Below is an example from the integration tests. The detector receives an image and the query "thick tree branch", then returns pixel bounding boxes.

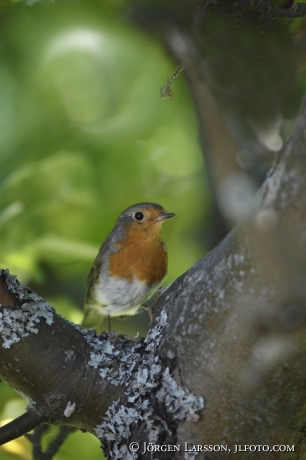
[0,270,128,435]
[148,97,306,458]
[0,270,203,459]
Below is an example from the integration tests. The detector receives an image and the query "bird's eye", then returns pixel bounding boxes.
[134,212,144,221]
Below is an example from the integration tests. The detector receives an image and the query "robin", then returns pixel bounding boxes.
[82,202,175,332]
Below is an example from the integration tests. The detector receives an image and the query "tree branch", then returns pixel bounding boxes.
[0,269,128,436]
[0,270,203,459]
[25,425,49,459]
[148,96,306,458]
[0,410,45,445]
[26,425,76,460]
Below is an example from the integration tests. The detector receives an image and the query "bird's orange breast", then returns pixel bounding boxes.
[108,228,168,285]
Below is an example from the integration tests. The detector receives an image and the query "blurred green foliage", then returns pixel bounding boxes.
[0,1,207,458]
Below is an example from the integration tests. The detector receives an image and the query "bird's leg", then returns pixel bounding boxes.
[147,305,154,325]
[107,315,111,332]
[143,288,165,325]
[140,304,154,325]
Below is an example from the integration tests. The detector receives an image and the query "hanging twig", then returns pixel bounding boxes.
[160,63,187,100]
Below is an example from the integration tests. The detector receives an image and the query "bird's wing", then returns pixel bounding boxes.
[84,237,111,309]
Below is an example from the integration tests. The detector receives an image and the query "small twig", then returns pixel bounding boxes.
[26,425,77,460]
[25,425,50,458]
[0,409,45,445]
[42,426,76,460]
[160,63,187,100]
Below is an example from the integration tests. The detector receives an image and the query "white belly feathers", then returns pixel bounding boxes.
[90,272,163,317]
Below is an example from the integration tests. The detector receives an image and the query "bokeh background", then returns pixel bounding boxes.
[2,0,305,458]
[0,1,208,459]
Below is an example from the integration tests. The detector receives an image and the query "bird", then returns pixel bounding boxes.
[82,202,175,332]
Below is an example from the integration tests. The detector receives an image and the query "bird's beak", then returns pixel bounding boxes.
[155,212,176,222]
